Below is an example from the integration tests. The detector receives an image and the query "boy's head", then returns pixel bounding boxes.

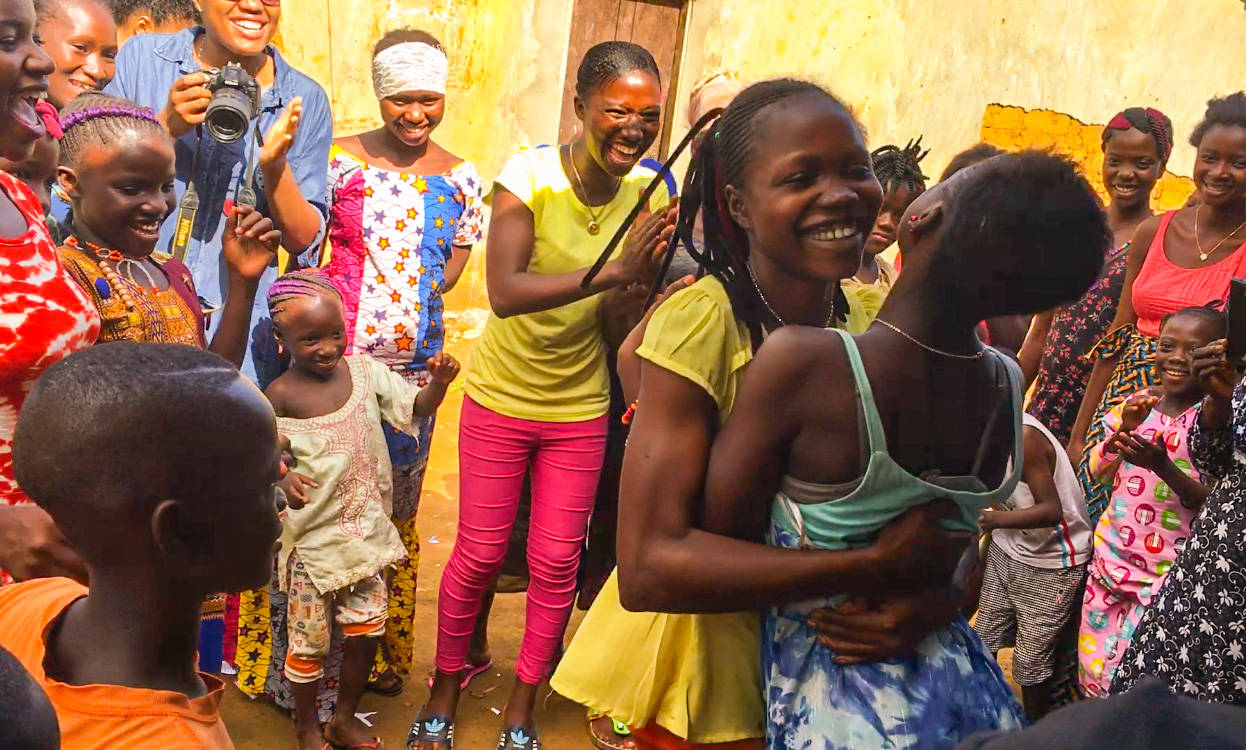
[0,100,61,214]
[12,342,282,594]
[268,270,347,377]
[0,646,58,750]
[57,93,175,256]
[1156,306,1227,399]
[108,0,198,45]
[34,0,117,109]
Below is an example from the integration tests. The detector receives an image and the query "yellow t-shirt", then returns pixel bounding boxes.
[841,256,897,334]
[551,276,765,743]
[463,146,656,421]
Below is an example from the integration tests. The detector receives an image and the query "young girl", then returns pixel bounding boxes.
[53,93,277,368]
[1078,306,1220,696]
[35,0,116,109]
[841,138,927,334]
[266,270,458,750]
[701,151,1112,748]
[322,27,484,696]
[0,99,60,216]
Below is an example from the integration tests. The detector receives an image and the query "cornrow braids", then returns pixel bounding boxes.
[575,41,660,101]
[268,269,343,320]
[1102,107,1174,165]
[1160,304,1227,338]
[106,0,197,25]
[58,92,168,167]
[871,137,929,196]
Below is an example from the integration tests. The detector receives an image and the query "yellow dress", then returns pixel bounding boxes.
[550,277,765,744]
[841,257,898,335]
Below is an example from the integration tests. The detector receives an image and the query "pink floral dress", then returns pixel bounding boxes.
[1079,394,1202,695]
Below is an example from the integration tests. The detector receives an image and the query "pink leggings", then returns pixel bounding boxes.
[436,396,607,684]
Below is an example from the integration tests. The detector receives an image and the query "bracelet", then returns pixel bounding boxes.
[621,400,638,425]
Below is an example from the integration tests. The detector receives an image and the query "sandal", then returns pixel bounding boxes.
[406,712,454,750]
[496,725,541,750]
[338,741,386,750]
[586,712,633,750]
[367,671,405,697]
[425,659,493,691]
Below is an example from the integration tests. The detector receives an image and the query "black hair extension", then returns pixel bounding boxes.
[871,137,928,196]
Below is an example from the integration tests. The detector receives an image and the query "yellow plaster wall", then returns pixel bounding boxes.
[676,0,1246,184]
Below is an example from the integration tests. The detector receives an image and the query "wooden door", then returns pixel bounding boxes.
[557,0,688,159]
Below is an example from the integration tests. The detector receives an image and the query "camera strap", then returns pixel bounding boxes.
[236,120,264,209]
[170,126,204,262]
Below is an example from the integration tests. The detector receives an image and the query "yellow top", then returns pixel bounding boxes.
[463,146,656,421]
[841,256,897,334]
[551,276,765,743]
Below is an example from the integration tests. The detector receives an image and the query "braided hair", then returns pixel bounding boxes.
[105,0,197,25]
[267,269,343,323]
[679,79,858,332]
[871,138,928,196]
[58,92,169,167]
[575,42,660,101]
[1102,107,1174,165]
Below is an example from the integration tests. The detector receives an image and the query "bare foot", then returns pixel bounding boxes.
[324,713,378,748]
[294,722,328,750]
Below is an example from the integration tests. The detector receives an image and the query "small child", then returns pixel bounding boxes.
[265,270,459,750]
[974,413,1094,721]
[0,99,61,216]
[1,341,285,749]
[841,139,927,334]
[1077,306,1220,697]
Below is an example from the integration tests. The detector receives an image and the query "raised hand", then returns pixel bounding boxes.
[222,205,281,283]
[260,97,303,170]
[1120,390,1160,433]
[1193,339,1239,404]
[161,72,213,139]
[616,199,678,286]
[1113,430,1171,472]
[427,351,461,385]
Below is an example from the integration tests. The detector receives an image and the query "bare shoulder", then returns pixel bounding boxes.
[752,326,851,394]
[264,374,294,416]
[1022,423,1055,465]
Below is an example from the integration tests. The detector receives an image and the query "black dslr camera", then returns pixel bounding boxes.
[203,62,260,143]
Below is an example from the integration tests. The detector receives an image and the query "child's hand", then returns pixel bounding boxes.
[427,351,461,385]
[279,471,318,510]
[977,510,997,532]
[1193,339,1240,403]
[1114,430,1171,472]
[1120,391,1160,433]
[161,72,213,139]
[260,97,302,170]
[222,205,281,283]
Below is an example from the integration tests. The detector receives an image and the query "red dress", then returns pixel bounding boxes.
[0,171,99,510]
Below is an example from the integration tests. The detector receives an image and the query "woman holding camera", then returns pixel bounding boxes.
[104,0,331,385]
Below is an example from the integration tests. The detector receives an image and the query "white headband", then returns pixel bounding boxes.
[372,42,448,99]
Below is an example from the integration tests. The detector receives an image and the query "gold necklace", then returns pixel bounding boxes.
[1194,203,1246,262]
[875,318,984,360]
[566,144,620,236]
[745,265,836,327]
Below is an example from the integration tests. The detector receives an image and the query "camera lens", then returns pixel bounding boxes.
[204,87,253,143]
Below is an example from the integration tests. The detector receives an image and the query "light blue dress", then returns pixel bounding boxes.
[764,329,1026,749]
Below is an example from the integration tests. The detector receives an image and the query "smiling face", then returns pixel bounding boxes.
[0,132,58,212]
[726,94,883,283]
[197,0,278,59]
[1155,312,1222,399]
[62,133,176,256]
[275,294,347,378]
[575,69,661,177]
[1102,127,1161,212]
[864,183,920,258]
[40,0,116,109]
[1193,124,1246,208]
[0,0,55,161]
[379,89,444,149]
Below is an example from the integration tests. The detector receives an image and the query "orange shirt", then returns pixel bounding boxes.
[0,578,235,750]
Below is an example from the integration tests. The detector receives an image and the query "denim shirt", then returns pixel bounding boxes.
[101,27,331,383]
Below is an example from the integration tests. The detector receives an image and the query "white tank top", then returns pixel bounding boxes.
[991,413,1094,569]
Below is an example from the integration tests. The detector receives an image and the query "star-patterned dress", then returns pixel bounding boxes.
[1111,378,1246,703]
[234,145,483,720]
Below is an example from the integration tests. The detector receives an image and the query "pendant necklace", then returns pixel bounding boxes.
[567,144,620,236]
[1194,203,1246,262]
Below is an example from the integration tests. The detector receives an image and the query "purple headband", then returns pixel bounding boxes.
[59,104,161,132]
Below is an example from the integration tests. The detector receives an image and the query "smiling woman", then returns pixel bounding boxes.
[34,0,116,108]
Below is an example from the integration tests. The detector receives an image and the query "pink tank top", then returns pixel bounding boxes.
[1131,211,1246,337]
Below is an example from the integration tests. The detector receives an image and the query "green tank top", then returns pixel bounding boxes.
[771,328,1024,554]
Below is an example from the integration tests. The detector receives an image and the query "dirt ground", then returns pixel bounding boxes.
[221,378,594,750]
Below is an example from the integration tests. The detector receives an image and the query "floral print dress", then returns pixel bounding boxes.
[1111,378,1246,702]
